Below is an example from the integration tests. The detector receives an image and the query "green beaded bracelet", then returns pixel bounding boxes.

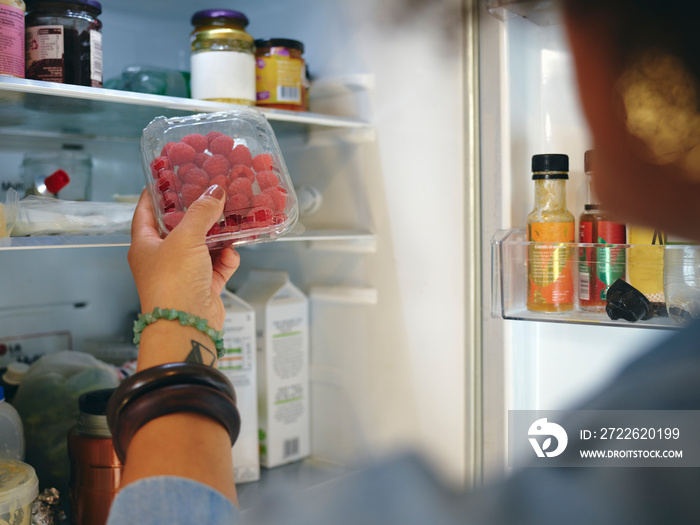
[133,307,226,359]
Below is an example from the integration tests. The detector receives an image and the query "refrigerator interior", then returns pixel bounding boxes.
[0,0,478,490]
[479,1,675,479]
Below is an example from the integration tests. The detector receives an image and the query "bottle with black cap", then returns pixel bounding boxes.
[67,388,123,525]
[527,153,575,312]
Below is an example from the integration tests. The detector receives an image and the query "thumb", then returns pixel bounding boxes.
[174,185,226,243]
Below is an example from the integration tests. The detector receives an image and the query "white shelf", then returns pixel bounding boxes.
[0,229,376,250]
[0,77,371,140]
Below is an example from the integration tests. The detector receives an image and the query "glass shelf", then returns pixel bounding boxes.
[0,228,376,250]
[491,229,700,329]
[0,77,370,140]
[486,0,561,26]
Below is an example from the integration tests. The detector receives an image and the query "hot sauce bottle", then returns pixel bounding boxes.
[527,154,575,312]
[578,150,627,311]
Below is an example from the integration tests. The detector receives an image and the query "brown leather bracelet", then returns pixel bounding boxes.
[110,382,241,463]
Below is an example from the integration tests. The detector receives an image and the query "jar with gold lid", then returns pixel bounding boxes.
[254,38,306,111]
[0,0,26,78]
[190,9,255,105]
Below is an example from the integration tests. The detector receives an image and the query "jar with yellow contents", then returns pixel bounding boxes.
[255,38,306,111]
[190,9,255,105]
[0,0,25,78]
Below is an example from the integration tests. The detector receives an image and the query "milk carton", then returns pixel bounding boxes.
[235,269,310,468]
[219,290,260,483]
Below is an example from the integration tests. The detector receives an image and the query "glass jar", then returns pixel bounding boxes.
[25,0,103,87]
[190,9,255,105]
[255,38,306,111]
[0,0,26,78]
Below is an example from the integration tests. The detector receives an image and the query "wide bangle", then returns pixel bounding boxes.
[133,307,226,359]
[111,383,241,463]
[106,363,240,463]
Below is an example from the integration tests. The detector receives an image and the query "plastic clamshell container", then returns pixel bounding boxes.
[0,460,39,525]
[140,108,298,249]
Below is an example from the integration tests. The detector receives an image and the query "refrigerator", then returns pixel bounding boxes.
[0,0,681,503]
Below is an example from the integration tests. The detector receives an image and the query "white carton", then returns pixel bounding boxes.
[235,269,310,468]
[219,290,260,483]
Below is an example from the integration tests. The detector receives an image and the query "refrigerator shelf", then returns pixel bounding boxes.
[492,229,700,330]
[486,0,561,26]
[0,229,376,251]
[0,77,371,140]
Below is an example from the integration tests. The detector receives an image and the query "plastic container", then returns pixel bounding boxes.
[0,363,30,405]
[21,149,93,201]
[190,9,255,104]
[0,386,24,461]
[0,460,38,525]
[255,38,306,111]
[0,0,26,78]
[25,0,103,87]
[141,109,299,249]
[664,245,700,324]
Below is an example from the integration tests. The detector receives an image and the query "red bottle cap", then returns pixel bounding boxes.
[44,169,70,194]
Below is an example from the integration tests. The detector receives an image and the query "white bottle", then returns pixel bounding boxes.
[0,385,24,461]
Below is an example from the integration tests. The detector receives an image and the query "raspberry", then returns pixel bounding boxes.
[206,131,225,148]
[181,166,209,187]
[252,153,276,172]
[180,133,208,153]
[207,222,223,236]
[245,206,274,228]
[202,154,230,178]
[194,152,209,167]
[209,174,228,190]
[176,162,196,179]
[229,164,255,182]
[209,135,234,156]
[160,142,176,157]
[166,142,196,165]
[161,190,180,212]
[181,183,206,208]
[273,213,288,225]
[256,170,279,190]
[252,193,275,210]
[228,145,253,167]
[157,170,178,193]
[163,210,185,232]
[227,177,253,199]
[263,186,286,213]
[150,156,171,178]
[225,193,250,213]
[225,213,243,228]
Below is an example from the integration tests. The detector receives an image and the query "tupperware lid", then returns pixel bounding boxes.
[191,9,249,27]
[0,460,39,518]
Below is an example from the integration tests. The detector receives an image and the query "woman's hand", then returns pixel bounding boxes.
[128,185,240,332]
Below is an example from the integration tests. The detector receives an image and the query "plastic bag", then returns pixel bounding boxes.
[12,351,120,494]
[0,188,19,238]
[10,196,135,236]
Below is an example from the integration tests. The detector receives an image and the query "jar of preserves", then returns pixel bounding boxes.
[255,38,306,111]
[25,0,103,87]
[190,9,255,105]
[0,0,26,78]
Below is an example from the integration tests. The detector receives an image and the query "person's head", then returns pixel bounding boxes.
[562,0,700,240]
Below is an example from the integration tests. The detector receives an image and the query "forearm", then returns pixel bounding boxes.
[120,322,238,505]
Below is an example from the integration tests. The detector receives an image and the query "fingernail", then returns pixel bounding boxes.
[205,184,225,200]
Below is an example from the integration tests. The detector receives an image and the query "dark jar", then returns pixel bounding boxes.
[254,38,306,111]
[25,0,103,87]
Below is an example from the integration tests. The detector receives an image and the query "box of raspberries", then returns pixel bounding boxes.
[140,108,299,249]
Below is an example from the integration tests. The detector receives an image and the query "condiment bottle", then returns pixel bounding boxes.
[255,38,306,111]
[0,386,24,461]
[68,388,123,525]
[0,362,29,404]
[628,225,666,313]
[25,0,103,87]
[0,0,26,78]
[527,153,575,312]
[190,9,255,105]
[578,150,626,311]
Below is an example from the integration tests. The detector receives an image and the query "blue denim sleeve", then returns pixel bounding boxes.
[106,476,240,525]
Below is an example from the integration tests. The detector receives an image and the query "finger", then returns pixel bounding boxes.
[211,247,240,295]
[171,185,226,245]
[130,189,161,245]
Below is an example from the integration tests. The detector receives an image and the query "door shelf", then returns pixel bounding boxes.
[491,229,699,330]
[0,77,371,140]
[0,229,376,251]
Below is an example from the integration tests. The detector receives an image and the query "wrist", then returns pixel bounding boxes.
[137,321,219,370]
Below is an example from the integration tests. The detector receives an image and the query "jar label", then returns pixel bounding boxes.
[527,222,575,308]
[191,51,255,103]
[26,25,64,83]
[256,55,303,105]
[89,29,102,87]
[0,4,25,78]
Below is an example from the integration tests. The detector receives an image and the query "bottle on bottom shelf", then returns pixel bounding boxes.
[0,386,24,461]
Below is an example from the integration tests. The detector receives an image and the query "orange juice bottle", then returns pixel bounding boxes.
[527,154,575,312]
